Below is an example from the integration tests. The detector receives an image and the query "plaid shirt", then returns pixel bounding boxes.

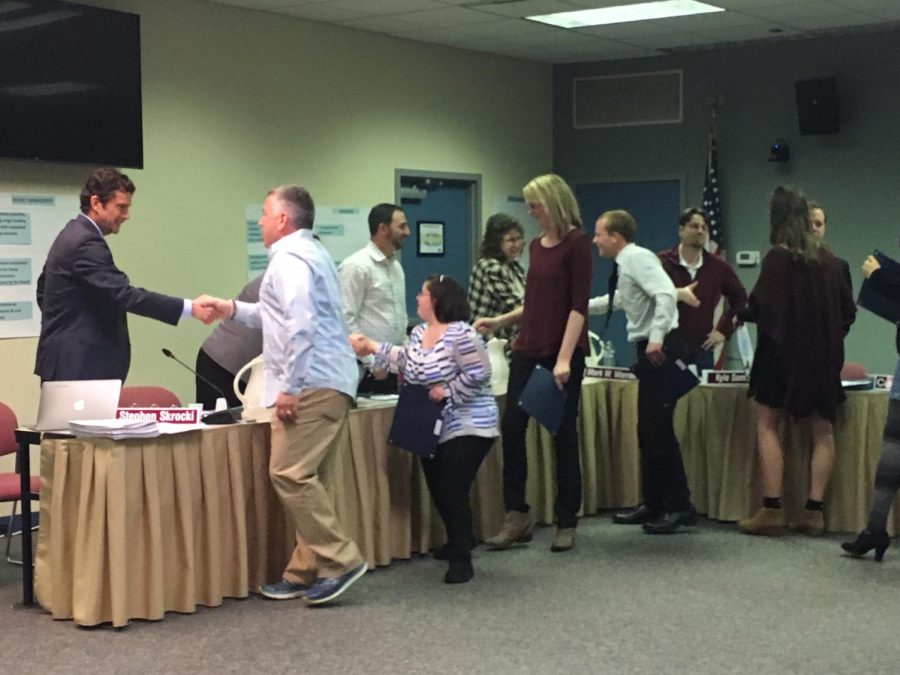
[467,257,525,344]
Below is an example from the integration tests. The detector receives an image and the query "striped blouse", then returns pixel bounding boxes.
[376,321,499,443]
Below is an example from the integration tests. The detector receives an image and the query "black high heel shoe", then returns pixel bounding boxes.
[841,529,890,562]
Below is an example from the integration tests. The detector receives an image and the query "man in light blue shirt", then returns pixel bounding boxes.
[219,184,366,605]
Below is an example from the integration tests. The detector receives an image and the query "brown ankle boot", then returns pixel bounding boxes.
[738,507,786,536]
[485,510,534,549]
[791,508,825,536]
[550,527,575,552]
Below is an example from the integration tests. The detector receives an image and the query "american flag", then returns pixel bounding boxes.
[701,129,724,257]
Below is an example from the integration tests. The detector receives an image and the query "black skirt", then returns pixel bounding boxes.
[748,331,786,410]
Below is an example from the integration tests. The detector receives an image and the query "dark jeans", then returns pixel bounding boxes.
[421,436,494,561]
[635,333,692,513]
[501,349,585,529]
[195,348,243,410]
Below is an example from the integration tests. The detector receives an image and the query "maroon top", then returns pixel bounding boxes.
[515,228,592,358]
[747,246,856,420]
[657,246,748,355]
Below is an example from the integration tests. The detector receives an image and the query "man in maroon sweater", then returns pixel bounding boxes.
[657,208,747,370]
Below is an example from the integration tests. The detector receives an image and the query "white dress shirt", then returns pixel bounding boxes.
[587,242,678,345]
[233,228,358,406]
[338,241,408,345]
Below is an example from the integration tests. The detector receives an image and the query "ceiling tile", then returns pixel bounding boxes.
[339,15,422,32]
[832,0,900,9]
[210,0,314,8]
[451,18,560,38]
[322,0,447,14]
[392,6,501,26]
[474,0,585,19]
[799,13,885,30]
[279,3,369,21]
[694,22,802,41]
[741,1,858,23]
[622,31,719,49]
[574,12,765,39]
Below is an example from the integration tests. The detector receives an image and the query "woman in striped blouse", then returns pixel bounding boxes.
[350,275,498,584]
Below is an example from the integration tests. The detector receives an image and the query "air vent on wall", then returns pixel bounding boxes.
[573,70,682,129]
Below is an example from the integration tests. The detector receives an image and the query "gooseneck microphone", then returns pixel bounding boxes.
[161,348,243,424]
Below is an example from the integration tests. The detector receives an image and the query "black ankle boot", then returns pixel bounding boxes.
[841,529,890,562]
[444,559,474,584]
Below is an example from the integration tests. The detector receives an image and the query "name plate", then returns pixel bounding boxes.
[702,370,750,385]
[585,366,637,381]
[116,406,202,423]
[872,374,895,391]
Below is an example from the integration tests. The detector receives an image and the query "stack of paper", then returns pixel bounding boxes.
[68,418,160,440]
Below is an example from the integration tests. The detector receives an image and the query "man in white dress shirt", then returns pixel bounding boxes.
[339,203,409,394]
[591,210,697,535]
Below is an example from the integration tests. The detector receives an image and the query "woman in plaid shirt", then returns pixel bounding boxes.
[468,214,526,345]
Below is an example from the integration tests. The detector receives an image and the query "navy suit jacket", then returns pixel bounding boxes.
[35,214,185,381]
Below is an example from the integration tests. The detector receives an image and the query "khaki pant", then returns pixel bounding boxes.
[269,388,363,583]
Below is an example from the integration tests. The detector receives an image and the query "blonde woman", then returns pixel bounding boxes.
[475,174,592,552]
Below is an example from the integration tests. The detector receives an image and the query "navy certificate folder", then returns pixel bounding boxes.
[387,384,445,458]
[518,364,567,435]
[631,356,700,405]
[858,250,900,324]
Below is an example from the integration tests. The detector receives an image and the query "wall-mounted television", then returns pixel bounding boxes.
[0,0,143,168]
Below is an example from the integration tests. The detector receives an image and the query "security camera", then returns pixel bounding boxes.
[769,140,790,162]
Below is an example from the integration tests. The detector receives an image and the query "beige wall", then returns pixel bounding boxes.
[0,0,552,497]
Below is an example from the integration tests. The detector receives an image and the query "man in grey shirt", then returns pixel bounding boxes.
[195,274,263,409]
[591,209,697,535]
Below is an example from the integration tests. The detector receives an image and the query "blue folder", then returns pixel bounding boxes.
[518,364,567,435]
[387,384,445,458]
[631,355,700,405]
[857,250,900,324]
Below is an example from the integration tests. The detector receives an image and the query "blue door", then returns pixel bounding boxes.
[400,183,473,317]
[576,180,681,367]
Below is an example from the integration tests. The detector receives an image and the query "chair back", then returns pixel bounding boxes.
[118,386,182,408]
[0,401,18,458]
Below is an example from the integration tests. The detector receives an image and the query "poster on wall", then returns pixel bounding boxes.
[245,204,369,278]
[0,193,78,339]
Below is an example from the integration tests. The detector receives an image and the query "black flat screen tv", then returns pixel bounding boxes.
[0,0,143,168]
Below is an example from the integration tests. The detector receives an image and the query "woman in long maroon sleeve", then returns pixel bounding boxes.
[738,186,856,537]
[475,174,592,552]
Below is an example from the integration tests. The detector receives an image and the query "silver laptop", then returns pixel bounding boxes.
[35,379,122,431]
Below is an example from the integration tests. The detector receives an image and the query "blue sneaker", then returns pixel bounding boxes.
[259,579,310,600]
[304,562,368,606]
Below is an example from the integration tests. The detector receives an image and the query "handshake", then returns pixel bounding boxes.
[189,295,236,325]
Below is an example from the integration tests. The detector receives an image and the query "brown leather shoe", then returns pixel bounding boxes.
[485,510,534,550]
[738,507,786,536]
[790,508,825,536]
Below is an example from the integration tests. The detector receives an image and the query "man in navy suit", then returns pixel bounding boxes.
[35,167,215,382]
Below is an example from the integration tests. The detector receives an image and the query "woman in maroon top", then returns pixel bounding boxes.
[475,173,592,552]
[738,186,855,537]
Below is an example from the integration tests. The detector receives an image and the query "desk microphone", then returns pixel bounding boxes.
[161,348,243,424]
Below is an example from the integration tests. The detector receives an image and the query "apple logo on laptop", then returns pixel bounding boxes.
[73,399,86,412]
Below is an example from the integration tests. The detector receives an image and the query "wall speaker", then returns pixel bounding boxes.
[795,78,839,135]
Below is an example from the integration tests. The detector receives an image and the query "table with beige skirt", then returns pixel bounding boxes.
[33,381,891,626]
